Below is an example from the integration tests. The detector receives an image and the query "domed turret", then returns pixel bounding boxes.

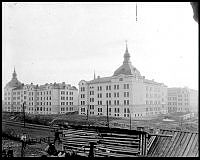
[113,41,141,77]
[5,68,22,88]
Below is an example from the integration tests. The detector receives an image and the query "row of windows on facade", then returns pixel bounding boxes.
[60,102,74,105]
[6,106,52,112]
[5,91,52,96]
[5,90,73,97]
[168,107,189,111]
[60,107,74,111]
[5,96,52,101]
[5,102,21,105]
[36,107,52,111]
[60,91,74,95]
[7,95,75,101]
[60,97,73,100]
[5,106,21,110]
[81,84,130,92]
[80,100,130,106]
[5,101,53,106]
[81,107,130,113]
[146,107,161,111]
[82,92,130,99]
[168,98,189,101]
[146,100,161,105]
[168,102,189,105]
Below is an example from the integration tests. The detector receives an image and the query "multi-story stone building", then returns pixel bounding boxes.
[78,43,168,119]
[3,69,78,114]
[167,87,198,113]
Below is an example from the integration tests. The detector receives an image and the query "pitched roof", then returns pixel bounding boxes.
[88,77,111,84]
[147,129,198,157]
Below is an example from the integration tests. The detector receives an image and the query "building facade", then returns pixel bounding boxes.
[3,69,78,114]
[167,87,198,113]
[78,43,168,119]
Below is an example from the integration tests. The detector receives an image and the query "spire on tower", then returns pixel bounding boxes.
[12,67,17,79]
[123,40,131,64]
[125,40,128,53]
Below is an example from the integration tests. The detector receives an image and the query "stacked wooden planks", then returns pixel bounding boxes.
[61,128,141,157]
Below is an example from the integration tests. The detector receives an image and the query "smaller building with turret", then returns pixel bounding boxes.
[3,69,78,114]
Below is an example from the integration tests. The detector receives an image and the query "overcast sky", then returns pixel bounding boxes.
[2,2,198,97]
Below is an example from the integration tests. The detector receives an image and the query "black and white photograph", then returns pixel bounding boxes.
[2,2,198,157]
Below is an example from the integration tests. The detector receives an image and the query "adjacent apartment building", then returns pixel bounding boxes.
[78,43,168,119]
[3,69,78,114]
[167,87,198,113]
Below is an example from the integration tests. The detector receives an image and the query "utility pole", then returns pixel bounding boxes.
[87,104,89,121]
[107,102,109,128]
[22,102,26,128]
[130,112,131,130]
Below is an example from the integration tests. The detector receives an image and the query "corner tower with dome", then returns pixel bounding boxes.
[3,68,24,112]
[78,42,168,119]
